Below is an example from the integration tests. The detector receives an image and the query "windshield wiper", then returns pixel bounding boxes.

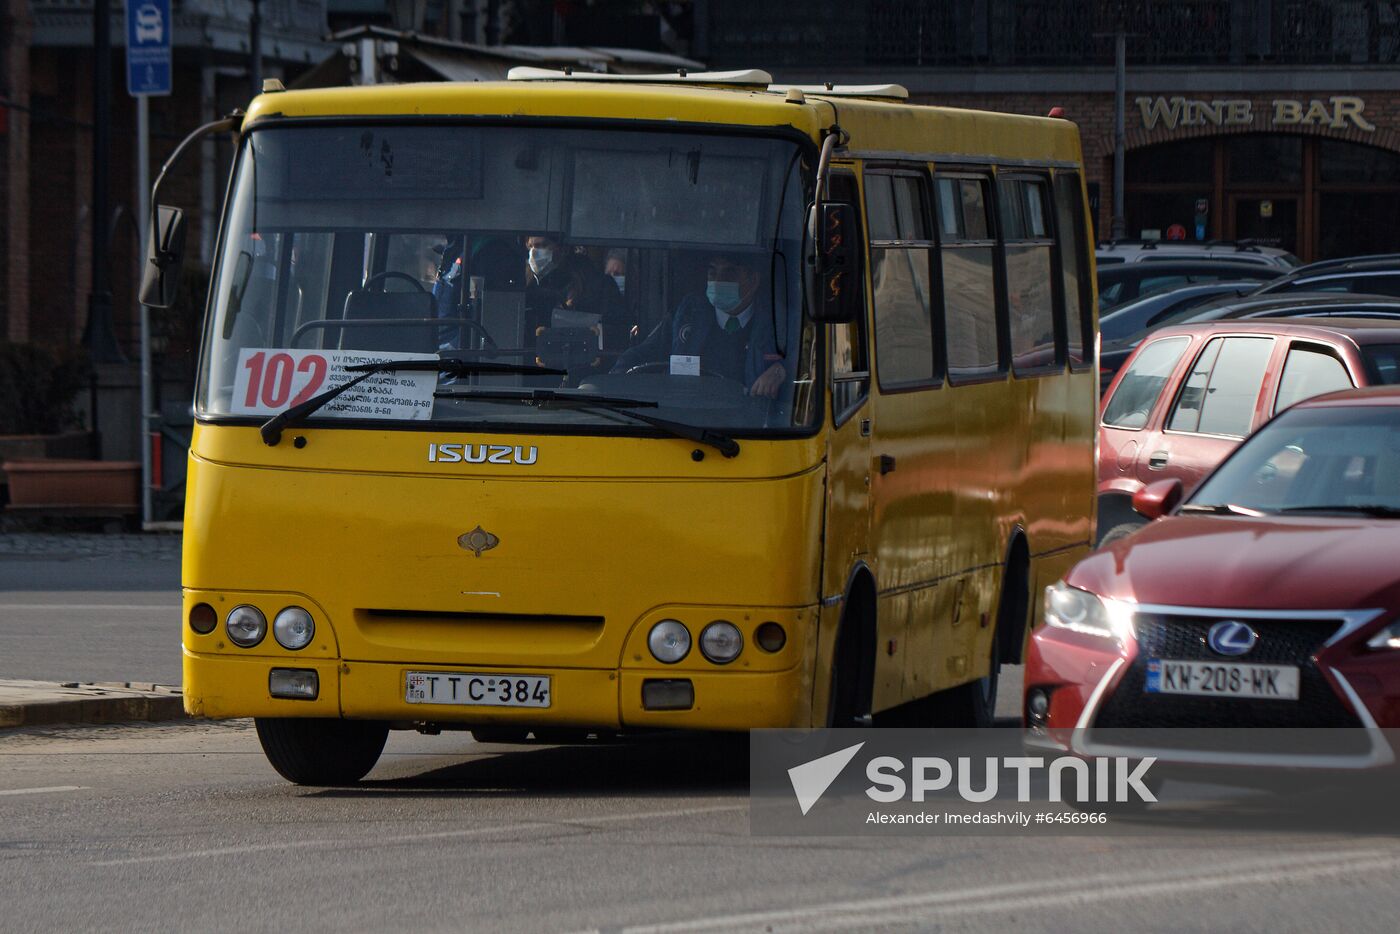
[1277,504,1400,518]
[260,359,564,446]
[1177,502,1267,516]
[434,387,741,458]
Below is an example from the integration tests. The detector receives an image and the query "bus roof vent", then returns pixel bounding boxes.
[771,84,909,100]
[507,67,774,87]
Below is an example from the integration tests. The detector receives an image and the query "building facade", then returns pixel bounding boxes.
[701,0,1400,262]
[1,0,330,349]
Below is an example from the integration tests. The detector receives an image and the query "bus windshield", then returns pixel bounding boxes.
[198,123,818,434]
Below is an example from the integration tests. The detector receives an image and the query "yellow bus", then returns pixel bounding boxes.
[149,69,1097,784]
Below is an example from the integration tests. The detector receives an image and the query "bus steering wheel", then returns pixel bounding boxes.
[363,271,428,293]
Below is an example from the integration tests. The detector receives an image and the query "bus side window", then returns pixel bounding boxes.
[867,170,937,389]
[999,175,1058,374]
[829,171,869,422]
[1053,172,1094,370]
[937,174,1001,383]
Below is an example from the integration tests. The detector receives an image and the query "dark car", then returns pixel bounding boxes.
[1098,280,1261,343]
[1029,386,1400,773]
[1096,318,1400,542]
[1252,255,1400,298]
[1096,281,1262,390]
[1158,291,1400,329]
[1097,260,1283,311]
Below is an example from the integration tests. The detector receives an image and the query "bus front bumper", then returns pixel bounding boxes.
[182,650,813,730]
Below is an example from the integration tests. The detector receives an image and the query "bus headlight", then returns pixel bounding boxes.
[273,606,315,650]
[226,605,267,648]
[699,621,743,664]
[648,620,691,664]
[1044,582,1135,642]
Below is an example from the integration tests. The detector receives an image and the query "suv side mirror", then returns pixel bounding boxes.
[1132,478,1184,520]
[807,201,858,324]
[140,205,187,309]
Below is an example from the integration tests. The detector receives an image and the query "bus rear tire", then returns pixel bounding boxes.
[924,633,1001,728]
[255,717,389,786]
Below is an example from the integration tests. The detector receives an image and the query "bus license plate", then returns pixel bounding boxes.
[404,671,551,708]
[1145,659,1299,700]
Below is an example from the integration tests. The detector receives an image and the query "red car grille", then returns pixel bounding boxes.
[1092,613,1366,742]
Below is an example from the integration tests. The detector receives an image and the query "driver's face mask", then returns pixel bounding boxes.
[707,279,743,314]
[528,247,554,277]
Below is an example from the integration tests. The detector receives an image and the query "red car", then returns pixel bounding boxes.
[1096,318,1400,543]
[1028,386,1400,769]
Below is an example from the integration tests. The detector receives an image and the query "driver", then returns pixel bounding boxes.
[612,252,786,397]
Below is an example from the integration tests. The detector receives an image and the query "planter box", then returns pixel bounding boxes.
[2,459,140,512]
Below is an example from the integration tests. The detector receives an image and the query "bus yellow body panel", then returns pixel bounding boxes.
[183,425,825,727]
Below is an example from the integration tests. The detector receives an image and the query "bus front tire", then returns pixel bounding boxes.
[255,717,389,786]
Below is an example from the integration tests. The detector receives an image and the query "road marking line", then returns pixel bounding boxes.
[0,786,88,796]
[0,605,177,611]
[90,803,745,867]
[831,853,1400,933]
[609,848,1400,933]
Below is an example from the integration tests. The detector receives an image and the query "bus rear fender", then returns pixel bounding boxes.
[997,529,1032,666]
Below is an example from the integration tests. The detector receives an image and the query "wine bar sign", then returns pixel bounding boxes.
[1137,96,1376,133]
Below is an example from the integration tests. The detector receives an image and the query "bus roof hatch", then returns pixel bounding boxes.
[770,84,910,100]
[507,67,774,87]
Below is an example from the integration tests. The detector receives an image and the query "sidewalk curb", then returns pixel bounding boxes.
[0,681,187,730]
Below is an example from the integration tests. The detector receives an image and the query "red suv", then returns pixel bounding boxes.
[1097,318,1400,542]
[1027,386,1400,770]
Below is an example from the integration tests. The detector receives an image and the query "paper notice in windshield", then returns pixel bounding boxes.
[230,349,436,420]
[670,354,701,376]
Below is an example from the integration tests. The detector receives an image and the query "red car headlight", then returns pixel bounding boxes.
[1044,582,1137,643]
[1366,621,1400,650]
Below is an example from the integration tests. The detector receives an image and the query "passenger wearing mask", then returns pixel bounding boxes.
[605,249,627,294]
[523,234,628,348]
[613,253,786,398]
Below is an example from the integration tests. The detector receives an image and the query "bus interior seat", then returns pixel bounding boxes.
[339,289,436,353]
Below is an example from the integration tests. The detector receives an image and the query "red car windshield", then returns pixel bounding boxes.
[1189,404,1400,516]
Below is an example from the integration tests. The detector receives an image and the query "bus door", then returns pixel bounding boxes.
[862,168,946,705]
[816,170,874,722]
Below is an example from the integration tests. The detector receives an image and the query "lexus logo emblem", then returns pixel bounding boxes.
[1207,620,1257,657]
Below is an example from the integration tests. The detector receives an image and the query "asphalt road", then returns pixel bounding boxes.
[2,720,1399,933]
[0,536,182,684]
[3,536,1400,931]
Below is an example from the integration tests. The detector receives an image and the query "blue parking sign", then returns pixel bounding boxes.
[126,0,172,97]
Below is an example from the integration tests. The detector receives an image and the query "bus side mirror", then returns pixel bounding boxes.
[140,205,187,309]
[808,202,859,324]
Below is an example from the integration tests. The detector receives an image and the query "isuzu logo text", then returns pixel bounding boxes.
[428,443,538,465]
